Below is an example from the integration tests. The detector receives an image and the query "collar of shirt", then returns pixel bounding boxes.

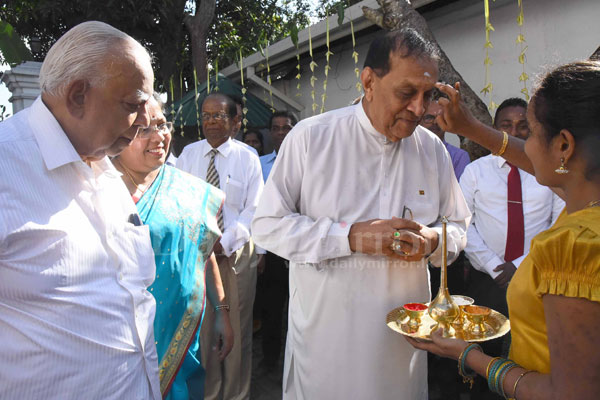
[354,99,388,143]
[28,96,82,171]
[203,137,233,158]
[261,150,277,163]
[493,154,514,170]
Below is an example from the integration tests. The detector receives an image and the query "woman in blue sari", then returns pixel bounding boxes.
[113,96,233,399]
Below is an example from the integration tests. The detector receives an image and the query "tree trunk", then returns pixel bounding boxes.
[590,45,600,60]
[184,0,216,87]
[362,0,491,160]
[158,0,188,106]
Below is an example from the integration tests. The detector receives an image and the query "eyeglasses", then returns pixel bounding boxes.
[202,112,230,121]
[139,122,173,138]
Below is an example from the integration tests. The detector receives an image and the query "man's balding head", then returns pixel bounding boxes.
[41,21,154,162]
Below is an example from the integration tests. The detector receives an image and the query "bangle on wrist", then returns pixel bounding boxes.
[457,343,482,389]
[493,131,509,157]
[511,370,534,400]
[215,304,230,312]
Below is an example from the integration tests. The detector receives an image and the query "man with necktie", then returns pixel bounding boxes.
[177,93,264,400]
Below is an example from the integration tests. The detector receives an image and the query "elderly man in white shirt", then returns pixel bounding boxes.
[461,97,565,318]
[252,29,470,400]
[0,22,160,399]
[177,93,264,400]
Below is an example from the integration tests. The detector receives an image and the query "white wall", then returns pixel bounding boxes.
[258,0,600,125]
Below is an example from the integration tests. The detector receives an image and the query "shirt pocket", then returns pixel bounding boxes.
[120,223,156,287]
[225,177,245,209]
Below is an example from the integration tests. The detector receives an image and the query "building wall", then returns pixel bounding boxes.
[257,0,599,147]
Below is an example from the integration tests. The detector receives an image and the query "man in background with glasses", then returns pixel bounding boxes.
[177,93,264,400]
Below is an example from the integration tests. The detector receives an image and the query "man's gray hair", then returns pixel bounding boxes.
[39,21,151,97]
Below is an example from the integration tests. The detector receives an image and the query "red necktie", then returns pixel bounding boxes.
[505,163,524,262]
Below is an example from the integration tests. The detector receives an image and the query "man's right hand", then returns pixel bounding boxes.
[348,218,427,262]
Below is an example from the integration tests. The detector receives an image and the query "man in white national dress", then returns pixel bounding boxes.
[251,28,470,400]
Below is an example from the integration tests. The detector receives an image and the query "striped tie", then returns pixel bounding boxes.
[206,148,225,232]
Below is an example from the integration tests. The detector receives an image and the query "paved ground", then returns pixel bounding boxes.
[250,328,284,400]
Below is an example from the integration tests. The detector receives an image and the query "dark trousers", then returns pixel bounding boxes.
[260,251,289,366]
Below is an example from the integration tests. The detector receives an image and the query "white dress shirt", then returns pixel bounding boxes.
[0,98,160,399]
[460,154,565,278]
[251,101,471,400]
[177,138,264,257]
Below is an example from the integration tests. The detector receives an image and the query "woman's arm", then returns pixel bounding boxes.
[205,253,234,360]
[517,294,600,399]
[407,293,600,399]
[435,82,534,174]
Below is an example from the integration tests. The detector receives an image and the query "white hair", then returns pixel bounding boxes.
[39,21,152,97]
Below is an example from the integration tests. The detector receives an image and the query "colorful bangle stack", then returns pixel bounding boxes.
[457,343,482,389]
[487,357,519,398]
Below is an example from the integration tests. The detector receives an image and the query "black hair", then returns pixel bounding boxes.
[242,128,264,147]
[203,93,237,118]
[363,28,440,77]
[269,110,298,128]
[532,60,600,179]
[493,97,528,125]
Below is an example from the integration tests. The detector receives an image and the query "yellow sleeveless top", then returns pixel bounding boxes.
[507,206,600,374]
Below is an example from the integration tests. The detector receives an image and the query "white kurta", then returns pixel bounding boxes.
[252,102,470,400]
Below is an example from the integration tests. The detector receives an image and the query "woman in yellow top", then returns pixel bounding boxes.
[407,60,600,399]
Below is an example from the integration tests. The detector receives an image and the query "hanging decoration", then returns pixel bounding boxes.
[516,0,529,100]
[239,49,249,132]
[349,15,361,93]
[308,25,318,115]
[290,26,302,98]
[260,43,275,113]
[214,60,220,92]
[194,67,201,139]
[178,71,184,136]
[481,0,497,111]
[321,13,333,114]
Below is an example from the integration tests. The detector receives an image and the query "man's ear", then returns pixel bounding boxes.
[361,67,376,102]
[65,79,89,119]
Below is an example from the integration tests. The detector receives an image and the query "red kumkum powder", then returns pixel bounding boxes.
[403,303,428,311]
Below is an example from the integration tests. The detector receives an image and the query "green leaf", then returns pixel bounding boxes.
[0,21,33,66]
[336,3,345,26]
[290,25,299,48]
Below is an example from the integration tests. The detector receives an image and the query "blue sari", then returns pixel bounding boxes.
[136,165,224,399]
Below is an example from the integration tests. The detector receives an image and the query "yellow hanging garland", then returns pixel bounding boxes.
[194,67,201,139]
[239,49,249,132]
[481,0,497,111]
[321,13,332,114]
[179,71,184,136]
[264,43,275,113]
[350,16,361,93]
[295,48,302,97]
[308,25,318,115]
[516,0,529,100]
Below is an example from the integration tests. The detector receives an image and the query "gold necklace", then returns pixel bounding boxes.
[115,158,149,196]
[586,199,600,208]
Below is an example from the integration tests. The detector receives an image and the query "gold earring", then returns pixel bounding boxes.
[555,157,569,174]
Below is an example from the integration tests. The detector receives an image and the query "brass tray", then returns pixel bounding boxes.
[386,306,510,342]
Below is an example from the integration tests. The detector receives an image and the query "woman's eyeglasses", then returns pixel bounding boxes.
[139,122,173,138]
